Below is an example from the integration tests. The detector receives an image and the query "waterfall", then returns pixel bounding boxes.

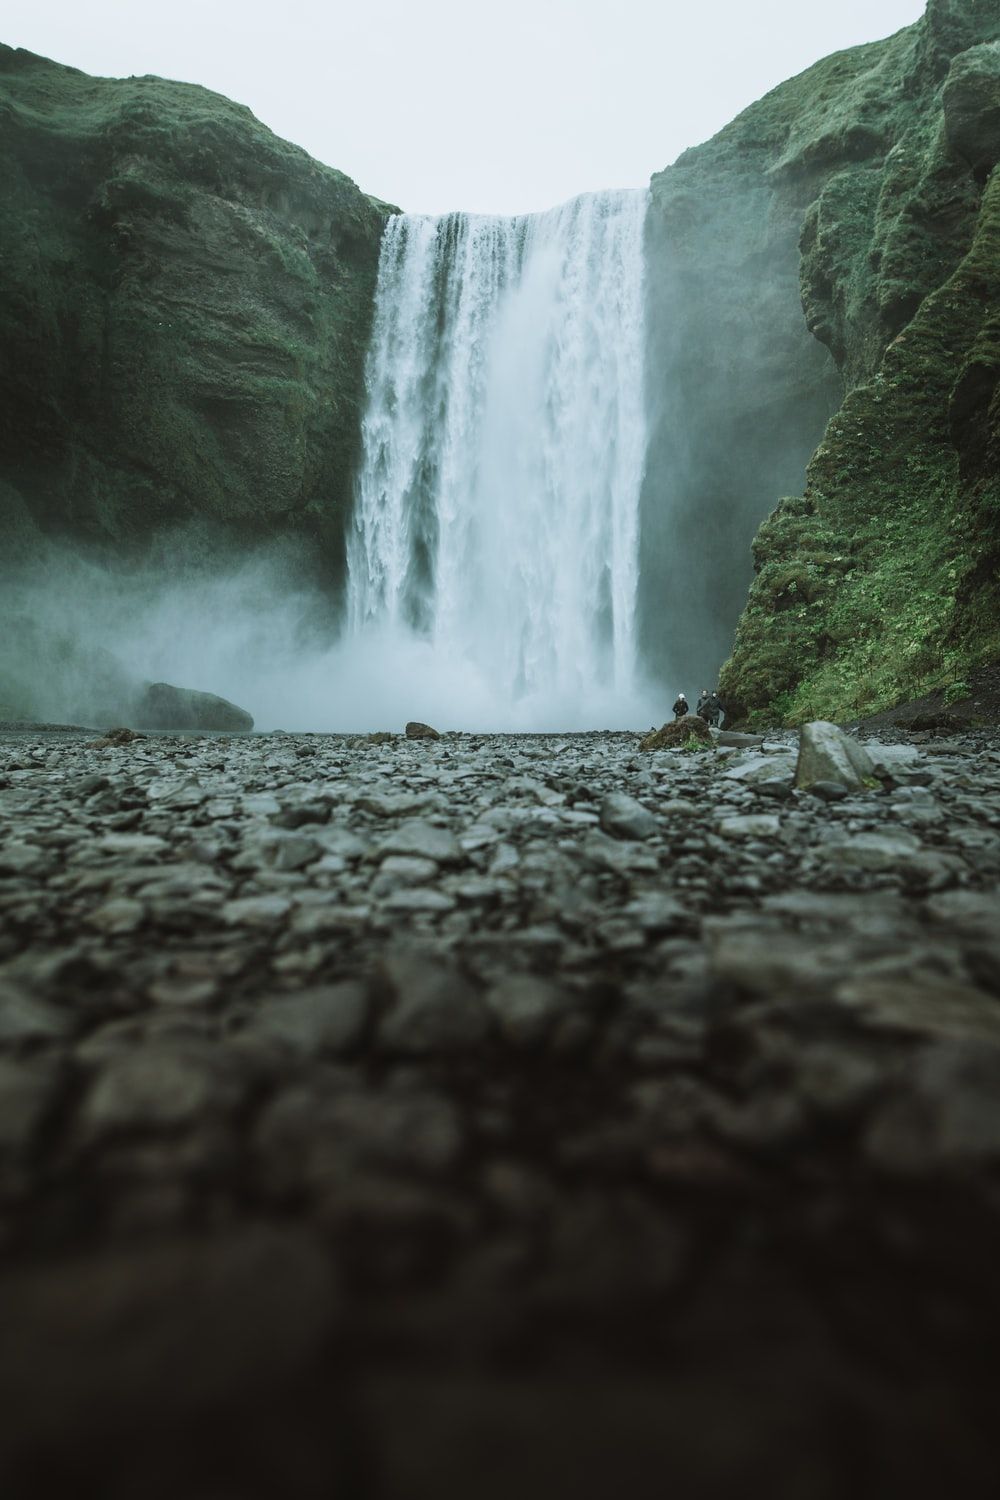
[347,189,652,730]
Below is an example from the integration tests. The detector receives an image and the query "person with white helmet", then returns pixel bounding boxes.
[672,692,688,719]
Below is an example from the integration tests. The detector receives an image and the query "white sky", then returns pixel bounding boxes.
[5,0,927,215]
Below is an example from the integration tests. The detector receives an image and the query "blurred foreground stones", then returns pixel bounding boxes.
[1,722,999,1497]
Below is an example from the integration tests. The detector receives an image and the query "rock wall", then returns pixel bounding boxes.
[657,0,1000,725]
[0,45,389,581]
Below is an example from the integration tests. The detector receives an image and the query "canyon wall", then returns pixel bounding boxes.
[641,0,1000,721]
[0,44,388,583]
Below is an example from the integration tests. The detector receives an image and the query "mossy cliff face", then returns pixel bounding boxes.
[702,0,1000,725]
[0,45,388,577]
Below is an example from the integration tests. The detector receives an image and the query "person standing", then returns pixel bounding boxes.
[672,693,688,719]
[696,689,711,721]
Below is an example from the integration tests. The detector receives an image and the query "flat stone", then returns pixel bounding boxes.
[863,741,923,775]
[147,977,220,1008]
[221,894,293,927]
[85,898,146,934]
[377,819,462,865]
[96,833,169,858]
[717,732,765,748]
[371,855,440,893]
[381,887,457,914]
[579,830,659,874]
[815,831,922,871]
[599,792,658,842]
[721,753,795,786]
[717,814,781,839]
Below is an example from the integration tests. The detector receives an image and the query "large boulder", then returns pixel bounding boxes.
[133,682,253,733]
[795,722,876,793]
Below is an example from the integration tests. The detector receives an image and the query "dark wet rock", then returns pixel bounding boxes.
[795,721,877,793]
[249,982,370,1057]
[376,953,488,1053]
[0,1055,62,1155]
[707,927,845,998]
[866,1038,1000,1172]
[806,779,849,802]
[484,974,573,1046]
[80,1041,248,1138]
[405,721,441,740]
[0,1228,337,1444]
[599,791,658,841]
[832,976,1000,1046]
[257,1080,463,1191]
[0,981,74,1046]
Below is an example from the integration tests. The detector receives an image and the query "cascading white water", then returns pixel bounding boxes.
[347,189,652,730]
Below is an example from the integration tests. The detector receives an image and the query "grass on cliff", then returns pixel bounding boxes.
[723,158,1000,728]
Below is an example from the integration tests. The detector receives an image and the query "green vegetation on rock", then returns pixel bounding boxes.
[708,0,1000,725]
[0,44,390,579]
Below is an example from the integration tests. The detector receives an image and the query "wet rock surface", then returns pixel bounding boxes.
[1,723,1000,1497]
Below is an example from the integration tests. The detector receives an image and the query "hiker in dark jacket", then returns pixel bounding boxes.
[705,690,723,727]
[672,693,688,719]
[696,689,711,720]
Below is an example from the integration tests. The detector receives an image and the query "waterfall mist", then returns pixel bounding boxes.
[348,190,659,731]
[3,192,677,734]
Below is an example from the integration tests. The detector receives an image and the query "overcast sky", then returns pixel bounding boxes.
[5,0,927,215]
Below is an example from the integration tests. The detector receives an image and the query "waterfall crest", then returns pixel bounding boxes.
[348,189,652,730]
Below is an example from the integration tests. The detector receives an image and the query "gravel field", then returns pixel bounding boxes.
[2,722,1000,1498]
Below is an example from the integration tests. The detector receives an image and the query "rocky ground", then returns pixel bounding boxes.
[2,722,1000,1498]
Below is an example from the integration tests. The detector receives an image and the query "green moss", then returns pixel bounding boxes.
[717,11,1000,727]
[0,43,391,581]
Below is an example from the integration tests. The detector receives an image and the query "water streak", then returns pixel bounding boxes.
[348,189,651,729]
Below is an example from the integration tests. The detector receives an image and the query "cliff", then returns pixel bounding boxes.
[0,44,387,579]
[645,0,1000,724]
